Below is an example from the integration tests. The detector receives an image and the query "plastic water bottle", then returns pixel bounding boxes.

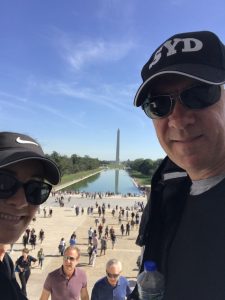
[137,260,164,300]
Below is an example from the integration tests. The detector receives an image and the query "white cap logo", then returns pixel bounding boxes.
[16,136,39,146]
[149,37,203,69]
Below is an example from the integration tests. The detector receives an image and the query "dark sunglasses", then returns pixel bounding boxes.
[142,84,221,119]
[106,271,120,279]
[63,256,77,262]
[0,172,52,205]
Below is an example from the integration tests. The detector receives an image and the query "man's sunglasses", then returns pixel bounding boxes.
[142,84,221,119]
[0,172,52,205]
[63,255,77,262]
[106,271,120,279]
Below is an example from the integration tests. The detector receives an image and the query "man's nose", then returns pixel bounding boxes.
[168,98,195,128]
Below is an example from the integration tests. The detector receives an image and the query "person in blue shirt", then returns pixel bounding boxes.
[91,258,132,300]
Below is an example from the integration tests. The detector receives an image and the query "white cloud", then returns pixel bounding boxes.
[0,89,85,128]
[37,80,134,113]
[58,34,135,70]
[0,92,28,103]
[34,102,86,128]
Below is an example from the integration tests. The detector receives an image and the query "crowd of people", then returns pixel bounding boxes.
[10,198,144,299]
[52,190,146,204]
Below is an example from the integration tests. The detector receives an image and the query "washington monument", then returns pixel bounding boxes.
[116,128,120,164]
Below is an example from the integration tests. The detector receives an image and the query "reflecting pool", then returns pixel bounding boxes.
[63,169,141,195]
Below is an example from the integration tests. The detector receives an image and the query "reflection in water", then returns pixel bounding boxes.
[115,169,119,194]
[62,169,141,195]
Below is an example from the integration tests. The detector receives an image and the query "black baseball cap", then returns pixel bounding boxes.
[134,30,225,107]
[0,132,60,185]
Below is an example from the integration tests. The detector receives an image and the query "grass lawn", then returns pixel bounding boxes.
[128,170,151,186]
[60,168,102,185]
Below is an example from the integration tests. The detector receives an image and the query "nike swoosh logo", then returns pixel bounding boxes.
[16,137,39,146]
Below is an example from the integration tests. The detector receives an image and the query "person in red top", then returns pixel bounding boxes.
[40,246,89,300]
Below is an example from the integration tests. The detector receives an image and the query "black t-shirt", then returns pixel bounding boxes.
[16,255,37,272]
[165,178,225,300]
[0,253,27,300]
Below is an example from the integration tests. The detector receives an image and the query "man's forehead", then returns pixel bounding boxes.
[107,264,121,272]
[150,75,195,93]
[65,249,77,256]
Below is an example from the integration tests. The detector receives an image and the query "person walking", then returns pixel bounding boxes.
[58,238,66,256]
[98,224,103,239]
[90,247,97,267]
[16,248,37,297]
[40,246,89,300]
[105,225,109,238]
[100,235,107,256]
[29,231,37,250]
[130,30,225,300]
[22,232,29,248]
[37,248,45,269]
[91,259,131,300]
[120,224,125,236]
[87,243,94,265]
[39,229,45,244]
[69,236,77,246]
[126,222,130,236]
[111,233,116,249]
[92,232,98,250]
[88,227,94,244]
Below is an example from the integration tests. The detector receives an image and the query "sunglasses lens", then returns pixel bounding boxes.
[143,95,173,119]
[25,181,52,205]
[107,272,120,278]
[182,85,221,109]
[63,256,76,261]
[142,95,173,119]
[0,173,17,198]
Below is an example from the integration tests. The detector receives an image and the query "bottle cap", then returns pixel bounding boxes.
[144,260,157,271]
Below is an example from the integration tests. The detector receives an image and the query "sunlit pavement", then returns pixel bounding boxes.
[9,195,146,299]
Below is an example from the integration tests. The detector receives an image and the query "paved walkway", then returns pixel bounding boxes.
[9,195,146,299]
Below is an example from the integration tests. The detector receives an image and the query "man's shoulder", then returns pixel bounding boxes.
[94,277,107,287]
[75,267,86,277]
[48,267,62,277]
[119,276,129,284]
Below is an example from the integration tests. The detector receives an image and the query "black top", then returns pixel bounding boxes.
[165,178,225,300]
[0,253,27,300]
[16,255,37,272]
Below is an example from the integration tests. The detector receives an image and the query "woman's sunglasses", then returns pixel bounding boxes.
[142,84,221,119]
[0,172,52,205]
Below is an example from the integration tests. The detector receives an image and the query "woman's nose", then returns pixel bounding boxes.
[5,186,28,208]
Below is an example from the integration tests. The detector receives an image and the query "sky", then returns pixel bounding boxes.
[0,0,224,161]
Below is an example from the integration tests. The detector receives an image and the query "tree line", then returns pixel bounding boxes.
[46,151,101,176]
[46,151,163,179]
[126,158,163,178]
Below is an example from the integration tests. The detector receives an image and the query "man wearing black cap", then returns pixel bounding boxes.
[0,131,60,299]
[130,31,225,300]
